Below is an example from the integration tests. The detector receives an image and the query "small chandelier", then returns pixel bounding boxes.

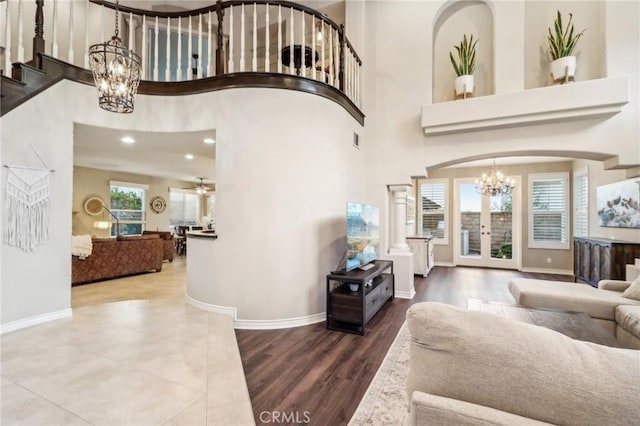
[475,159,515,196]
[88,0,141,113]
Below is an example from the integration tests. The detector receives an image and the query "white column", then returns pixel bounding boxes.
[388,184,411,253]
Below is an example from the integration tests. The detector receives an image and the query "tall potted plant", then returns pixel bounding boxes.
[547,10,586,83]
[449,34,478,98]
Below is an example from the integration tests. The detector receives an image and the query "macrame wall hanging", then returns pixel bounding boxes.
[3,147,54,252]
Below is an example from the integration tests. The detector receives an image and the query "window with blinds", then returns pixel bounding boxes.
[418,179,448,243]
[169,189,201,226]
[573,171,588,237]
[528,173,570,249]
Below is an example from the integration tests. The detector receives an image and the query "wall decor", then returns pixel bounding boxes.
[596,179,640,228]
[84,196,105,215]
[4,166,52,252]
[150,195,167,214]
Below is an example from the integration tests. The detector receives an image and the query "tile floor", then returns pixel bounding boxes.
[1,298,255,426]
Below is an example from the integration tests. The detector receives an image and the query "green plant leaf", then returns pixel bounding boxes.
[547,10,586,60]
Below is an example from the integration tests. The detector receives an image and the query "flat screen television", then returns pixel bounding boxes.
[346,202,380,271]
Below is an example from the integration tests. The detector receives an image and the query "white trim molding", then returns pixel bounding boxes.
[520,267,574,276]
[0,309,72,335]
[395,289,416,299]
[234,313,326,330]
[434,262,455,267]
[186,295,326,330]
[421,76,629,136]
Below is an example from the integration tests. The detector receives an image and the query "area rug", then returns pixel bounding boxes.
[348,322,411,425]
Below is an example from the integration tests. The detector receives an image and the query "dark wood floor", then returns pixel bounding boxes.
[235,267,572,426]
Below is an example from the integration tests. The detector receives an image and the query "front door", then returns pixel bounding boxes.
[453,178,520,269]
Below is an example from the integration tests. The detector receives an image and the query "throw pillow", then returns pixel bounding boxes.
[622,275,640,301]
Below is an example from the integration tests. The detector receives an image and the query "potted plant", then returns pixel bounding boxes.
[547,10,586,83]
[449,34,478,98]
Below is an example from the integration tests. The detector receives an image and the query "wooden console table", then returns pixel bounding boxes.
[573,237,640,287]
[326,260,394,335]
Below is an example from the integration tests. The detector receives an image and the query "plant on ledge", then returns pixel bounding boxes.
[547,10,586,83]
[449,34,478,99]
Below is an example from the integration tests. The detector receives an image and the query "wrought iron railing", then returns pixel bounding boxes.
[1,0,362,108]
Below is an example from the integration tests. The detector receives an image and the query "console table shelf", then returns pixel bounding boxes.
[326,260,394,335]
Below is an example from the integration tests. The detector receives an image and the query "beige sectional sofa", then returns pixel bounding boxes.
[509,278,640,348]
[406,302,640,426]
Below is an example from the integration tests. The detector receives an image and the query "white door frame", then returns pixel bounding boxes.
[453,177,522,269]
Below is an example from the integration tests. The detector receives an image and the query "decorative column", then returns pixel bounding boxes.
[388,184,411,253]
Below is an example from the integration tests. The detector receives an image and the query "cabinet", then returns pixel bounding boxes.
[326,260,394,335]
[407,237,434,276]
[573,237,640,287]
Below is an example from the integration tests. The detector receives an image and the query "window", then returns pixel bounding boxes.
[109,181,148,236]
[573,170,588,238]
[170,188,201,227]
[418,179,448,244]
[206,193,216,228]
[528,173,570,249]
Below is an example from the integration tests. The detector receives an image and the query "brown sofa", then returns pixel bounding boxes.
[142,231,174,262]
[72,234,163,285]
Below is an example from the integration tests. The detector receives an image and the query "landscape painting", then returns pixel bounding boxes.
[596,179,640,228]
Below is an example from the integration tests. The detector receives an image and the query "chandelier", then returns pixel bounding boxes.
[475,159,515,196]
[88,0,141,113]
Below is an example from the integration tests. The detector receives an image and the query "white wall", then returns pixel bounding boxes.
[1,81,365,326]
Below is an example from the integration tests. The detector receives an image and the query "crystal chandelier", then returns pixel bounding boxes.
[88,0,141,113]
[475,159,515,196]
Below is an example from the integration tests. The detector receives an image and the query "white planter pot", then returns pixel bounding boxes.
[454,75,474,97]
[551,56,576,82]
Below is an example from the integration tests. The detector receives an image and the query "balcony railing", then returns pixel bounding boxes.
[1,0,363,119]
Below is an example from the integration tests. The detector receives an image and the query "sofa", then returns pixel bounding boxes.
[142,230,174,262]
[509,278,640,348]
[406,302,640,426]
[72,234,163,285]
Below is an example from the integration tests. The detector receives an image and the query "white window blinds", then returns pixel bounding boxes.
[169,189,200,226]
[418,180,448,242]
[529,173,569,249]
[573,172,588,237]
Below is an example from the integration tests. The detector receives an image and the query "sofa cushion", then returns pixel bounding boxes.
[117,234,159,241]
[406,302,640,426]
[622,276,640,301]
[615,305,640,340]
[509,278,640,321]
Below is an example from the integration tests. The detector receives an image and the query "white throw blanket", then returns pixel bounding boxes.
[71,235,93,259]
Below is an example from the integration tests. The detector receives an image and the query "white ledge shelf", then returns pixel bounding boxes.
[421,76,629,136]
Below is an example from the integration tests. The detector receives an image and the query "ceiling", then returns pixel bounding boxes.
[444,156,572,169]
[73,124,216,184]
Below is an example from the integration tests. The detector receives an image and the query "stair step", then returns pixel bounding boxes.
[12,62,48,85]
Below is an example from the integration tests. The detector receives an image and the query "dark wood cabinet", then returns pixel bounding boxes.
[573,237,640,287]
[326,260,394,335]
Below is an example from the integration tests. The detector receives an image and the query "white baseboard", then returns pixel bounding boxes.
[185,295,237,318]
[520,267,574,276]
[186,295,326,330]
[434,262,455,267]
[395,289,415,299]
[234,313,326,330]
[1,308,72,335]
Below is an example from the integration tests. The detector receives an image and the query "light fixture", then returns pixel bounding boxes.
[121,136,135,144]
[88,0,142,113]
[203,138,215,144]
[315,19,326,45]
[92,205,120,236]
[185,153,194,160]
[475,159,515,196]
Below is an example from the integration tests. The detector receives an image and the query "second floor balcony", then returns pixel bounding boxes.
[1,0,363,122]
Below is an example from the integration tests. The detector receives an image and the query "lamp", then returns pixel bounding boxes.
[88,0,142,113]
[92,205,120,236]
[475,159,515,196]
[315,19,325,45]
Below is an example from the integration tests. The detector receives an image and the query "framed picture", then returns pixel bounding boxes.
[406,196,416,224]
[596,179,640,228]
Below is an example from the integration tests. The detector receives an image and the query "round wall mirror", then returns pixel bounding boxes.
[84,196,105,216]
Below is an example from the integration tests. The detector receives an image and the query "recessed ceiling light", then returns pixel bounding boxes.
[203,138,215,144]
[121,136,135,144]
[185,153,194,160]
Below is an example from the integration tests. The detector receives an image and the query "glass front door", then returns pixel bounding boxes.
[454,178,519,269]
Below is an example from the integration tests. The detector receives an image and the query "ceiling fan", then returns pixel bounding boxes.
[183,177,215,194]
